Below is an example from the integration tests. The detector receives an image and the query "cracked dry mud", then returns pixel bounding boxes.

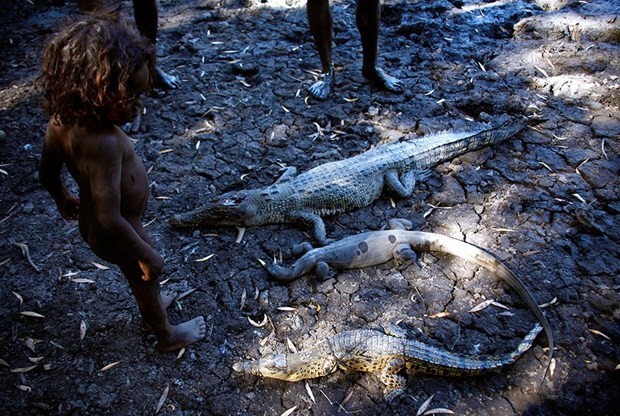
[0,0,618,415]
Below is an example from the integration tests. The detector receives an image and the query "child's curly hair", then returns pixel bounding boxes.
[39,16,153,127]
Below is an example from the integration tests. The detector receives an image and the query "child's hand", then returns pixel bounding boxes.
[139,252,164,282]
[57,196,80,220]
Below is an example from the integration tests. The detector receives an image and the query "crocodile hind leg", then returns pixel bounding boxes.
[387,218,413,230]
[379,357,407,402]
[385,170,416,197]
[393,242,417,269]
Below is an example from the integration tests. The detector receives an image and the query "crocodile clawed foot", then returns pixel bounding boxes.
[383,387,405,403]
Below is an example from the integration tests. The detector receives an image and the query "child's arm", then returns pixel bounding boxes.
[39,130,80,220]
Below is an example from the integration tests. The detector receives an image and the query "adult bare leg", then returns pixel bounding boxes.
[307,0,335,100]
[356,0,403,93]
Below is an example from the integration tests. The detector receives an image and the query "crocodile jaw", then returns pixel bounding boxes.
[169,190,262,228]
[233,352,338,381]
[233,354,305,381]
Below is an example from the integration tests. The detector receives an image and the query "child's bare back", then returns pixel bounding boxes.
[38,17,205,351]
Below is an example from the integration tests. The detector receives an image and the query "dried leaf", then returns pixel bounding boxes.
[287,338,298,354]
[158,149,174,154]
[12,291,23,304]
[589,328,612,342]
[235,227,246,244]
[424,408,455,415]
[21,311,45,318]
[91,262,110,270]
[417,394,435,416]
[534,65,549,78]
[176,288,196,301]
[429,312,451,319]
[490,301,510,310]
[50,341,65,349]
[99,361,121,372]
[572,193,587,204]
[155,384,169,414]
[257,258,267,267]
[24,338,36,352]
[10,365,38,373]
[539,298,557,309]
[277,306,296,312]
[240,289,247,311]
[28,356,44,364]
[280,406,297,416]
[305,381,315,403]
[343,97,358,102]
[0,358,9,367]
[177,348,185,360]
[424,89,435,96]
[71,278,96,284]
[281,105,290,113]
[469,299,494,313]
[340,389,354,407]
[80,320,87,341]
[194,253,214,262]
[539,161,553,172]
[15,385,31,392]
[248,315,268,328]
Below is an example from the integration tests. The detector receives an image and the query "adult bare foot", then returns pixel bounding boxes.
[308,68,335,100]
[154,66,180,89]
[157,316,207,352]
[363,66,404,94]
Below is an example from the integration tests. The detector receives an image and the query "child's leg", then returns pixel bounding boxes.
[119,261,206,351]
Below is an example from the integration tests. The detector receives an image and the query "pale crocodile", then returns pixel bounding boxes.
[170,117,528,244]
[266,218,553,365]
[233,323,543,401]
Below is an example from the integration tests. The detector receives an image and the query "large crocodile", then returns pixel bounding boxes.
[233,323,543,401]
[170,117,528,244]
[266,218,554,370]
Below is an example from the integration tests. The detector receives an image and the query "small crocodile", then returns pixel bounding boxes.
[233,323,543,401]
[170,117,528,244]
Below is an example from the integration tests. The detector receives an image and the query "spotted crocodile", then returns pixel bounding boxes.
[233,323,543,401]
[170,117,528,244]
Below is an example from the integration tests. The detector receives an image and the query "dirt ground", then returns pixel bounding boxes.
[1,0,619,414]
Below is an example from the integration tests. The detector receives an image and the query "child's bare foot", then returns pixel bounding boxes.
[157,316,206,352]
[161,292,177,309]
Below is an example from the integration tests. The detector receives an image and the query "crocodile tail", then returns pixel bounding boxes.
[509,323,544,362]
[461,116,528,152]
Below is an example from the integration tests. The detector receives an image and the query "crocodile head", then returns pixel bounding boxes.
[232,352,338,381]
[169,190,265,228]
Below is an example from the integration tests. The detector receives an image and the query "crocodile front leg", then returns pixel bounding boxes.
[379,357,407,402]
[289,210,332,245]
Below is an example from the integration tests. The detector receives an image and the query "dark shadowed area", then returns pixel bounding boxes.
[0,0,618,414]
